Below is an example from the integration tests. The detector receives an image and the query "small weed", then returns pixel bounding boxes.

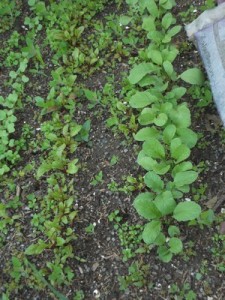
[90,171,103,186]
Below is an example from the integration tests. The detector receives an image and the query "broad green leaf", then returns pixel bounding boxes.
[174,171,198,187]
[143,138,165,159]
[138,107,158,125]
[172,161,193,177]
[162,12,173,29]
[157,245,173,262]
[129,91,157,108]
[134,127,159,141]
[170,138,190,163]
[142,16,156,32]
[144,171,164,192]
[163,124,176,144]
[179,68,204,85]
[172,87,186,99]
[142,220,161,244]
[169,104,191,128]
[152,162,170,175]
[169,237,183,254]
[173,201,201,221]
[126,0,138,5]
[137,154,157,171]
[128,63,153,84]
[133,192,161,220]
[70,124,82,137]
[177,128,198,148]
[154,191,176,216]
[119,15,132,25]
[154,113,168,126]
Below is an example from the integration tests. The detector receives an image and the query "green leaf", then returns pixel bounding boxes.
[25,242,48,255]
[163,124,176,144]
[67,159,79,174]
[177,128,198,148]
[154,191,176,216]
[145,0,159,17]
[142,220,161,244]
[168,237,183,254]
[149,50,163,65]
[128,63,153,84]
[138,107,158,125]
[134,127,159,141]
[0,110,7,121]
[163,61,174,77]
[168,225,180,237]
[119,15,132,25]
[157,245,173,262]
[154,113,168,126]
[167,25,181,37]
[37,162,51,178]
[173,201,201,221]
[143,138,165,159]
[174,171,198,187]
[133,192,161,220]
[162,12,173,29]
[170,138,190,163]
[172,161,193,177]
[137,152,157,170]
[179,68,205,85]
[144,171,164,193]
[169,104,191,128]
[142,16,156,32]
[129,91,157,108]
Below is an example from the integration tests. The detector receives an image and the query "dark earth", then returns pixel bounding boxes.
[0,0,225,299]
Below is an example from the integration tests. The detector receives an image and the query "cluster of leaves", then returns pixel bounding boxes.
[0,0,21,33]
[125,0,213,262]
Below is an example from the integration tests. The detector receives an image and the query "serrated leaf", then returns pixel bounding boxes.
[129,91,157,108]
[154,191,176,216]
[128,63,153,84]
[133,192,161,220]
[25,242,48,255]
[67,159,79,174]
[169,237,183,254]
[174,171,198,187]
[144,171,164,192]
[173,201,201,221]
[143,138,165,159]
[179,68,204,85]
[142,220,161,244]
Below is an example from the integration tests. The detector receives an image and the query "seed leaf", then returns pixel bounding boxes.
[169,237,183,254]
